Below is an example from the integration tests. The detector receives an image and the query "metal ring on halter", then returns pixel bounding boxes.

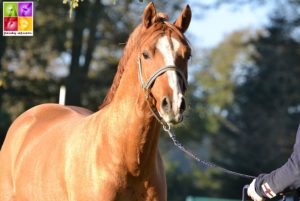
[163,124,171,132]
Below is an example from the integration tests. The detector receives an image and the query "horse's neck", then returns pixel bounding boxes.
[96,56,161,176]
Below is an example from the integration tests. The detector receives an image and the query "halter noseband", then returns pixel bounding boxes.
[137,56,188,129]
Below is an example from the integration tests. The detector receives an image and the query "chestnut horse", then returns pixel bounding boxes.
[0,2,191,201]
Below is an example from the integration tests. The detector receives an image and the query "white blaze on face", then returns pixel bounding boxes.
[156,35,184,115]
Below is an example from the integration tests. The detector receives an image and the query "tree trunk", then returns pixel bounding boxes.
[65,1,87,106]
[65,0,102,107]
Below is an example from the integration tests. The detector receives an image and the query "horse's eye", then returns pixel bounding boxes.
[142,50,150,59]
[187,53,192,60]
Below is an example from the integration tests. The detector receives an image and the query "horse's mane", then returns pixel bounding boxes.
[98,24,143,110]
[99,14,188,110]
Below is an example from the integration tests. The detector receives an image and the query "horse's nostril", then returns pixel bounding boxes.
[179,98,186,113]
[161,96,171,112]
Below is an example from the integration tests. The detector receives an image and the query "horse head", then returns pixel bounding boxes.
[137,2,192,127]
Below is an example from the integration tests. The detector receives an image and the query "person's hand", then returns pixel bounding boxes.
[248,179,264,201]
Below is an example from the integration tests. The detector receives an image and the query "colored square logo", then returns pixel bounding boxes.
[3,2,18,17]
[18,17,32,31]
[3,1,34,36]
[18,2,33,17]
[4,17,18,31]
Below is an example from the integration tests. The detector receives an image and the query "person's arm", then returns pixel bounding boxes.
[248,125,300,200]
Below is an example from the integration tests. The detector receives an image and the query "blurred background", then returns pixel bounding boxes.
[1,0,300,200]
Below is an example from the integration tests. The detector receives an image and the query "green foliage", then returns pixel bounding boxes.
[63,0,83,18]
[210,12,300,199]
[172,2,300,198]
[193,30,253,135]
[165,158,223,201]
[62,0,145,18]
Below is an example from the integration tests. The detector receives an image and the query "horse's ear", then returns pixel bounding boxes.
[174,5,191,33]
[143,2,157,28]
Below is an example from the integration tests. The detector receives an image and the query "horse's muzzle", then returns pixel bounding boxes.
[160,95,186,125]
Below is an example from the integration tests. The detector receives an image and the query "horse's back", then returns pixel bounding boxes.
[0,103,92,201]
[1,103,92,156]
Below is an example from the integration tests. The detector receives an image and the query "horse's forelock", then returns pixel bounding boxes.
[156,12,169,22]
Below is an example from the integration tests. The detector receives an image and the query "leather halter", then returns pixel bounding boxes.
[137,56,187,129]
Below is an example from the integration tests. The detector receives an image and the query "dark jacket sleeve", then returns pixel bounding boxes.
[255,125,300,198]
